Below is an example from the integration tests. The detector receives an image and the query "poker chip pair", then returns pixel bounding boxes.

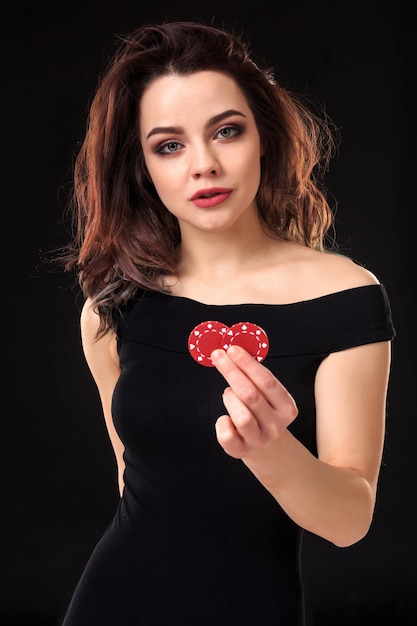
[188,321,269,367]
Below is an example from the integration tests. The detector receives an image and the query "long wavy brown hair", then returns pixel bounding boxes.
[63,20,338,332]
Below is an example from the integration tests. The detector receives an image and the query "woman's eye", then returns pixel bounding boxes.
[157,141,182,154]
[216,125,241,140]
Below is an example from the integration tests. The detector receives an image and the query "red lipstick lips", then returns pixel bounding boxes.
[191,187,232,208]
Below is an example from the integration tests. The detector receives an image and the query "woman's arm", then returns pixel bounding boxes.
[211,338,391,547]
[80,299,125,496]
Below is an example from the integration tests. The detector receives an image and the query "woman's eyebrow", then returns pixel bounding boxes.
[145,109,247,140]
[205,109,247,128]
[146,125,181,140]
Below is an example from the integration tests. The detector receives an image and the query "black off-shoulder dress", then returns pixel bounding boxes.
[62,285,395,626]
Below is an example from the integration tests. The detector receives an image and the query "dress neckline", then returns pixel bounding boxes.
[141,283,383,309]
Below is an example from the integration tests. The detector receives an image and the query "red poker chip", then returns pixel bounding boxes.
[188,320,269,366]
[228,322,269,362]
[187,320,228,367]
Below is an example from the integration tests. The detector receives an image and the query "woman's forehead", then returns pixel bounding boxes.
[139,71,252,129]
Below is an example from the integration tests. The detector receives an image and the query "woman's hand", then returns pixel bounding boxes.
[211,340,391,547]
[211,345,298,459]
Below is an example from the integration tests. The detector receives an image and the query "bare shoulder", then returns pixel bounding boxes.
[263,242,381,304]
[314,248,380,289]
[80,297,101,339]
[80,298,119,370]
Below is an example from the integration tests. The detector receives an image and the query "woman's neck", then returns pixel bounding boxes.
[177,226,277,283]
[166,226,288,304]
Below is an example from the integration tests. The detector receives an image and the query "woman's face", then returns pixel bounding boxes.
[139,70,262,237]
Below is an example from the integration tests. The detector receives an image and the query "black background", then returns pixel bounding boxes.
[1,0,416,624]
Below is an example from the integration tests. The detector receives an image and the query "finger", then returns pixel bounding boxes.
[211,346,297,426]
[222,386,265,443]
[215,414,247,459]
[212,348,290,440]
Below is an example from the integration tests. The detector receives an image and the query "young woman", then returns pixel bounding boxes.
[61,20,395,625]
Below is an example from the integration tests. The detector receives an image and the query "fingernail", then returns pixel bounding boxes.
[227,345,239,357]
[211,349,225,362]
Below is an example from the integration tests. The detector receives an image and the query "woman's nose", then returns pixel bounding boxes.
[190,144,220,178]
